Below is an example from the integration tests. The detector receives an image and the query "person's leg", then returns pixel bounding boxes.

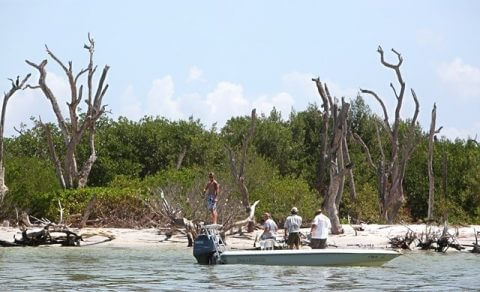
[212,209,218,224]
[293,233,300,249]
[310,239,318,249]
[287,234,294,249]
[319,238,327,249]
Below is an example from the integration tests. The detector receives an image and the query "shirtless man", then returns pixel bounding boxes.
[203,172,220,224]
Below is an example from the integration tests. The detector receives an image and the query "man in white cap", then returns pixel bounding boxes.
[310,208,331,249]
[284,207,302,249]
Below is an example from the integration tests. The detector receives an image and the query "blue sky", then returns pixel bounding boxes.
[1,0,479,139]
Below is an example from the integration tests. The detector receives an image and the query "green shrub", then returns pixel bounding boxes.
[251,176,319,225]
[2,157,60,218]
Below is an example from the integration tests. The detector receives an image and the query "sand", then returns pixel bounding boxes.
[1,224,478,250]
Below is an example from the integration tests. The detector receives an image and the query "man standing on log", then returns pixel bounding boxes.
[203,172,220,224]
[309,209,331,249]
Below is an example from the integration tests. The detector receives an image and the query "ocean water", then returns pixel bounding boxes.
[0,246,479,291]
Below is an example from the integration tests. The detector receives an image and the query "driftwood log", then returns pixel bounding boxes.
[390,223,473,253]
[389,230,417,250]
[469,230,480,254]
[0,224,82,247]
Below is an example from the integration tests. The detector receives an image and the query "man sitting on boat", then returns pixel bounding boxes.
[260,212,278,240]
[284,207,302,249]
[309,208,331,249]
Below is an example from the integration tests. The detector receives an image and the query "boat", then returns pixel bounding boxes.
[193,225,401,266]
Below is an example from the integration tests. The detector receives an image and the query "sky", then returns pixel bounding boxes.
[1,0,479,140]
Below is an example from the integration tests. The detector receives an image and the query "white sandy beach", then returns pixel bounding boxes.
[1,224,479,250]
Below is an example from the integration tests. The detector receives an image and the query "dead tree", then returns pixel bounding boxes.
[148,187,260,246]
[0,74,31,203]
[313,78,355,234]
[354,46,420,223]
[226,109,257,232]
[25,34,109,189]
[427,103,442,220]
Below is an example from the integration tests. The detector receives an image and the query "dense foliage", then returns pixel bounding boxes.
[1,96,479,225]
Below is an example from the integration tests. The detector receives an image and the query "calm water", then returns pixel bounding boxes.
[0,246,479,291]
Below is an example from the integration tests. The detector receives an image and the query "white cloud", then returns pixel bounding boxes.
[206,81,249,120]
[146,75,183,119]
[282,71,317,98]
[438,58,480,98]
[441,123,480,141]
[416,28,444,48]
[253,92,294,118]
[112,73,356,129]
[187,66,205,82]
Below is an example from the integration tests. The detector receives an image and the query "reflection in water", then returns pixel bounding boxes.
[0,247,479,290]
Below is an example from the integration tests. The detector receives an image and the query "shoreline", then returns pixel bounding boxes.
[1,224,479,250]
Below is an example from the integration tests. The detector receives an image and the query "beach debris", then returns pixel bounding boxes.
[148,187,261,247]
[471,230,480,254]
[390,222,470,253]
[0,224,82,247]
[79,230,115,246]
[1,204,114,247]
[388,230,417,250]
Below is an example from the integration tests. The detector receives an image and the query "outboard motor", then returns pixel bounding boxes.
[193,224,225,265]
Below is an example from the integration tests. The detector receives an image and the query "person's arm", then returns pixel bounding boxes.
[202,182,209,195]
[264,222,271,232]
[215,182,220,201]
[284,220,288,238]
[311,217,318,234]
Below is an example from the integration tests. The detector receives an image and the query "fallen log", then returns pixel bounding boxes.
[389,230,417,250]
[1,224,83,247]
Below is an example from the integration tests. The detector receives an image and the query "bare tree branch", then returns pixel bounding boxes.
[352,133,377,170]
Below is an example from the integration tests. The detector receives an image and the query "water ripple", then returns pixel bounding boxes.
[0,247,479,291]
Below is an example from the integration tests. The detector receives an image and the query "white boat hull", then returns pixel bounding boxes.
[220,248,400,266]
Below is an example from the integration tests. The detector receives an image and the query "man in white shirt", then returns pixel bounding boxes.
[284,207,302,249]
[310,209,331,249]
[260,212,278,240]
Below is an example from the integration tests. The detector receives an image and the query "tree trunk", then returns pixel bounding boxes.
[0,167,8,203]
[427,103,442,220]
[313,78,351,234]
[0,75,31,203]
